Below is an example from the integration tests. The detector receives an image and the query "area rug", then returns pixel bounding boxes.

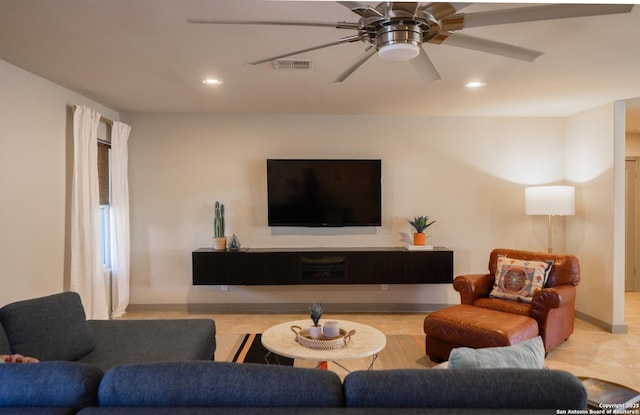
[231,333,294,366]
[220,333,434,374]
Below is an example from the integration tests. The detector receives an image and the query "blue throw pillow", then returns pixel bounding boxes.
[0,292,96,361]
[448,336,545,369]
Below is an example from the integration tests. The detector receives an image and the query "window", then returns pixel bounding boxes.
[98,141,111,205]
[99,205,110,267]
[97,124,111,268]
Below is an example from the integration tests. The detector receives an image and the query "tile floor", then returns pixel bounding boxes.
[121,291,640,391]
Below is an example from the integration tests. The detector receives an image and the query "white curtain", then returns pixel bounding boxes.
[110,121,131,318]
[71,105,109,320]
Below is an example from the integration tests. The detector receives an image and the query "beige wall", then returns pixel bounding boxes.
[122,112,568,309]
[565,102,627,331]
[0,59,119,306]
[1,56,625,329]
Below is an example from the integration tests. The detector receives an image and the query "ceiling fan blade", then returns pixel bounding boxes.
[462,4,634,28]
[187,18,343,29]
[333,46,377,83]
[249,36,361,65]
[448,3,473,12]
[411,48,441,83]
[421,3,458,20]
[438,32,543,62]
[441,15,465,31]
[337,2,384,17]
[392,2,422,17]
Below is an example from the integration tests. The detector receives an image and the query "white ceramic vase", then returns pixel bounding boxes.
[309,325,322,339]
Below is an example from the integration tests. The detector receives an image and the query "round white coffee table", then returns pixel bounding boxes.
[261,319,386,372]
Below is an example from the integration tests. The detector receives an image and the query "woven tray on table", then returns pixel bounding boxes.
[290,325,356,350]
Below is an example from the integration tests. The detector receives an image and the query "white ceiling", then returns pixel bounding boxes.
[2,1,640,130]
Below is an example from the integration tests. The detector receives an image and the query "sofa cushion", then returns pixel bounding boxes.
[344,368,586,409]
[98,361,343,408]
[0,361,102,408]
[79,319,216,371]
[448,336,545,369]
[472,297,531,316]
[490,256,552,303]
[0,292,96,361]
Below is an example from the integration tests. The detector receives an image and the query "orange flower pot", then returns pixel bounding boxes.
[413,232,426,246]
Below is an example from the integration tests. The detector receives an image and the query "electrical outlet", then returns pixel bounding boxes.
[220,285,228,291]
[381,284,389,290]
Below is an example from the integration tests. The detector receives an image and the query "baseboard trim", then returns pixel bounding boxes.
[575,310,628,334]
[126,303,451,314]
[127,304,629,332]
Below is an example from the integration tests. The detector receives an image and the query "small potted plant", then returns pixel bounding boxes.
[408,215,436,246]
[213,201,226,250]
[308,303,324,339]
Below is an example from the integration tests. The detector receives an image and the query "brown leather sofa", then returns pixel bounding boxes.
[425,248,580,361]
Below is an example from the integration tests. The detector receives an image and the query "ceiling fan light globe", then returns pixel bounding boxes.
[378,43,420,61]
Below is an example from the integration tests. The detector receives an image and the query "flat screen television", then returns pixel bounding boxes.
[267,159,382,227]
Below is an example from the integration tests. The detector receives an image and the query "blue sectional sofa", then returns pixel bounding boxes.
[0,292,216,371]
[0,293,587,413]
[0,361,587,414]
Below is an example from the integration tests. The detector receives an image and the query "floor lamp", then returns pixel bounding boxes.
[525,186,575,253]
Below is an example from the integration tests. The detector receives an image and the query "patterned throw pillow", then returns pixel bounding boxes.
[490,256,553,303]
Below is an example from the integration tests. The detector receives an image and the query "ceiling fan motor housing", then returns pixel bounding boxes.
[367,3,440,61]
[376,22,423,60]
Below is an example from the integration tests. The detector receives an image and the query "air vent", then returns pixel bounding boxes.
[272,59,313,70]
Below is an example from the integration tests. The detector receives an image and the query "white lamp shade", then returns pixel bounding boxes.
[525,186,575,216]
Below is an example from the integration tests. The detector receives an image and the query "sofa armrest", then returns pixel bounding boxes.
[453,274,494,304]
[530,284,577,320]
[0,361,102,408]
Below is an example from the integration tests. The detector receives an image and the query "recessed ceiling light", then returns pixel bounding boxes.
[202,78,222,85]
[465,81,486,89]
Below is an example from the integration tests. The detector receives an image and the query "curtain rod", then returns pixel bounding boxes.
[100,116,113,126]
[70,104,114,126]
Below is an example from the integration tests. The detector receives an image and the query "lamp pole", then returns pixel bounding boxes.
[547,214,553,253]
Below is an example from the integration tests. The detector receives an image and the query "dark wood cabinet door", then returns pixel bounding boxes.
[347,251,403,283]
[192,250,235,285]
[401,250,454,283]
[240,252,299,285]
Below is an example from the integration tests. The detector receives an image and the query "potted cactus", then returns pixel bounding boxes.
[308,303,324,339]
[213,201,226,250]
[408,215,436,246]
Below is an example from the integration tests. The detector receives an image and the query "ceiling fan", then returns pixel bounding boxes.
[187,2,634,83]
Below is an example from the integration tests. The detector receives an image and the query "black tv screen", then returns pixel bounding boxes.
[267,159,382,227]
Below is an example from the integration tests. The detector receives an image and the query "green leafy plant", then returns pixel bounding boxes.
[408,215,436,234]
[309,303,324,327]
[214,201,225,238]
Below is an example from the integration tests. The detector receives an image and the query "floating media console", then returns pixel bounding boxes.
[192,247,454,285]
